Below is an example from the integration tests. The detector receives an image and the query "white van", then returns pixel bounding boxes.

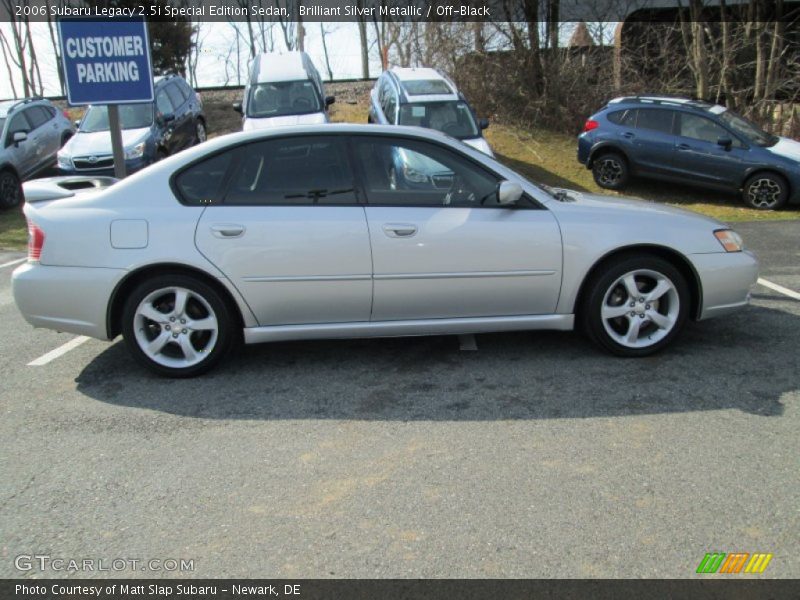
[233,52,335,131]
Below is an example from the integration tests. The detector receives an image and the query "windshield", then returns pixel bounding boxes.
[718,110,777,147]
[247,81,322,118]
[80,104,153,132]
[398,101,480,139]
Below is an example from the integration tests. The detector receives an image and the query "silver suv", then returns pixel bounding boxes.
[0,98,76,208]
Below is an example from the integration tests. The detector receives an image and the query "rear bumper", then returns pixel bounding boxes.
[576,135,592,165]
[689,250,759,320]
[12,262,125,340]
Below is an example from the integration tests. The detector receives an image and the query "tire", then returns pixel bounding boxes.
[592,152,629,190]
[195,119,207,144]
[121,274,236,377]
[742,172,788,210]
[581,255,689,357]
[0,169,22,209]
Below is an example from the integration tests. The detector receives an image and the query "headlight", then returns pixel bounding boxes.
[57,153,72,169]
[714,229,744,252]
[402,163,428,183]
[124,142,145,160]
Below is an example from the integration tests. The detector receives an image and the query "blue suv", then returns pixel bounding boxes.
[57,74,206,177]
[577,96,800,210]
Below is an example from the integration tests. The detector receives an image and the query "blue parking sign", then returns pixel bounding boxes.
[58,18,154,106]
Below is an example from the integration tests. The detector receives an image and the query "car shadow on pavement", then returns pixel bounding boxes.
[495,154,591,192]
[75,304,798,421]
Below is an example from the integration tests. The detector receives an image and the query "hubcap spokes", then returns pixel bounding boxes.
[748,179,780,208]
[601,269,679,349]
[598,159,622,185]
[197,123,206,143]
[133,287,218,368]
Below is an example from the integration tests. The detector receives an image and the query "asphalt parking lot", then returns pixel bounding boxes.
[0,220,798,579]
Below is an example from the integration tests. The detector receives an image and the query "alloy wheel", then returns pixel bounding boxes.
[747,178,782,209]
[601,269,680,349]
[596,158,623,186]
[196,121,207,143]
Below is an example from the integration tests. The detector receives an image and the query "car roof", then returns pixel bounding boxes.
[252,52,309,83]
[0,97,48,118]
[387,67,459,103]
[606,96,721,113]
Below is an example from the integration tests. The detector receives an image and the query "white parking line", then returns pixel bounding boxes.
[758,278,800,301]
[0,257,25,270]
[28,336,90,366]
[459,334,478,351]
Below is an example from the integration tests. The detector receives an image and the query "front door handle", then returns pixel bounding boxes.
[677,143,691,151]
[210,223,245,238]
[383,223,417,238]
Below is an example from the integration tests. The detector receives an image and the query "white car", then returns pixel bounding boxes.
[13,124,758,377]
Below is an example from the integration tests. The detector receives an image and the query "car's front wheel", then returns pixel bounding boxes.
[0,170,22,209]
[581,255,689,357]
[592,152,629,190]
[742,172,788,210]
[195,120,207,144]
[121,275,236,377]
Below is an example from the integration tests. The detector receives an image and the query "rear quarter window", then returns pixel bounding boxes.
[607,109,636,126]
[173,151,235,205]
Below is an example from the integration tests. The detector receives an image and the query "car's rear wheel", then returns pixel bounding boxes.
[581,255,689,357]
[0,170,22,209]
[592,152,629,190]
[195,120,207,144]
[121,275,235,377]
[742,172,788,210]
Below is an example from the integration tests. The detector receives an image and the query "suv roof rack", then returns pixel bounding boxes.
[8,97,44,112]
[608,96,714,110]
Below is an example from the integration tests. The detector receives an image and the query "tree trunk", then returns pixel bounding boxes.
[357,11,369,79]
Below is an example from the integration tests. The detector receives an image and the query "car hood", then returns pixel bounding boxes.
[765,136,800,162]
[63,128,151,156]
[243,112,328,130]
[547,188,724,226]
[463,137,494,157]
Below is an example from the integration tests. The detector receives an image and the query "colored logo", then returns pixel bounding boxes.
[696,552,773,574]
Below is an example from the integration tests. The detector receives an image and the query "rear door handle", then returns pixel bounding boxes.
[622,131,635,139]
[210,223,245,238]
[383,223,417,238]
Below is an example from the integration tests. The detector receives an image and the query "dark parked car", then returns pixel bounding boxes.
[577,96,800,210]
[57,74,206,177]
[0,97,76,208]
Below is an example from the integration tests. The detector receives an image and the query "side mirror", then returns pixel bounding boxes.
[325,96,336,107]
[12,131,28,146]
[497,180,523,206]
[717,137,732,151]
[73,119,81,128]
[162,113,175,124]
[479,118,490,130]
[232,102,243,114]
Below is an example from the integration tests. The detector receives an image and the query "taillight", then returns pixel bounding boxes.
[583,119,599,132]
[27,221,45,262]
[63,110,70,119]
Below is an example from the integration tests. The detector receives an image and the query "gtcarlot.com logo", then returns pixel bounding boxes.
[696,552,773,574]
[15,554,194,573]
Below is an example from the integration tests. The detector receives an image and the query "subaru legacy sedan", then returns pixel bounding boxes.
[13,125,758,377]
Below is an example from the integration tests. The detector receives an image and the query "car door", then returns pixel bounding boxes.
[621,108,678,176]
[190,135,372,326]
[352,135,562,321]
[28,106,61,165]
[155,87,180,152]
[672,112,749,187]
[5,111,36,177]
[165,82,192,149]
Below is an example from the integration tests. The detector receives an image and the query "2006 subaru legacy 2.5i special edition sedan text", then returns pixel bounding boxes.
[12,124,759,377]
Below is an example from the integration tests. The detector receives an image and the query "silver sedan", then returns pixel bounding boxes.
[12,125,758,377]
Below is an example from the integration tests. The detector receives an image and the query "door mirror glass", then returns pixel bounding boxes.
[497,180,523,206]
[717,136,733,150]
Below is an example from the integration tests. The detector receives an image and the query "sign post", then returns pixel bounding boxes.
[57,18,154,179]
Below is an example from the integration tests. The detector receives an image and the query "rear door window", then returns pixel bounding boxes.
[25,106,50,129]
[636,109,675,134]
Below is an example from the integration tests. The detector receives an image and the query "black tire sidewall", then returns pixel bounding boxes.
[582,255,689,357]
[121,274,235,377]
[0,171,21,209]
[742,173,788,210]
[592,152,629,190]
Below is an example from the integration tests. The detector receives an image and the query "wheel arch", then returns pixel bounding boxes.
[573,244,703,322]
[741,168,791,195]
[0,162,20,179]
[106,262,245,339]
[587,143,630,168]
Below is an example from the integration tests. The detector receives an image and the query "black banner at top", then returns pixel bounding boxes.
[2,0,800,23]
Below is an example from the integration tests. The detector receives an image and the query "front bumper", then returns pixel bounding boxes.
[12,262,125,340]
[689,250,759,320]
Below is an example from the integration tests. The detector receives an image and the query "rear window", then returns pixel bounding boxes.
[401,80,453,96]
